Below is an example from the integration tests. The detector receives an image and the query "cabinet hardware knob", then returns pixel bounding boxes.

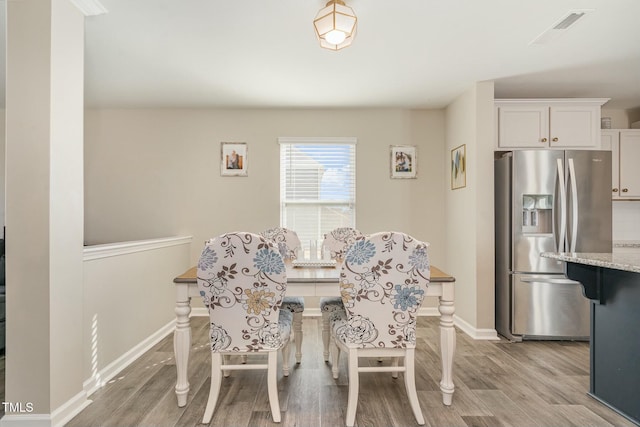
[552,137,559,142]
[622,188,629,193]
[541,138,547,142]
[613,188,619,193]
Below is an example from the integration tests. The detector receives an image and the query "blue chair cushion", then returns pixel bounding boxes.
[281,296,305,313]
[278,309,294,334]
[320,296,344,313]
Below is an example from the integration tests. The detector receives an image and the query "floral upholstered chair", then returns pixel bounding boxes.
[260,227,305,364]
[197,232,292,424]
[329,231,430,427]
[261,227,301,260]
[319,227,364,361]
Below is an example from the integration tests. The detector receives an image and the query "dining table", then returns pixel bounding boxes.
[172,262,456,408]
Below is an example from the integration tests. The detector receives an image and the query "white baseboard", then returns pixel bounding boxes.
[418,307,440,316]
[188,307,500,342]
[191,307,208,317]
[453,314,500,340]
[302,307,440,318]
[83,318,177,396]
[0,386,92,427]
[0,414,51,427]
[302,308,321,317]
[51,390,92,427]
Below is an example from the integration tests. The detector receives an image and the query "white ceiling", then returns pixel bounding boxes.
[3,0,640,110]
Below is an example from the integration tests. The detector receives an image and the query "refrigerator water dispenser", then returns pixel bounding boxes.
[522,194,553,234]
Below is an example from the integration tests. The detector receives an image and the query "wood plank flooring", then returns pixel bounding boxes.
[65,317,636,427]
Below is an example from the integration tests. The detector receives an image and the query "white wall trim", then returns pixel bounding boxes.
[0,414,51,427]
[302,308,321,317]
[418,307,440,316]
[83,319,176,396]
[200,307,499,340]
[191,307,208,317]
[301,307,441,318]
[51,391,92,427]
[83,236,192,261]
[454,314,500,340]
[0,392,92,427]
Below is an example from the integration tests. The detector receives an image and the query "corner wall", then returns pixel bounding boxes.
[444,82,497,338]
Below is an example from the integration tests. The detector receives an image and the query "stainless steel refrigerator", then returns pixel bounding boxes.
[495,150,612,341]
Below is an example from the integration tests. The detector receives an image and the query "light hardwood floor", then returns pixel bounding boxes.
[65,316,636,427]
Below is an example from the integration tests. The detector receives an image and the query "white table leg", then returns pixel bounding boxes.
[438,284,456,406]
[174,291,192,407]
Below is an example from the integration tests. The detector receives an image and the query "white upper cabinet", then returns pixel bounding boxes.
[604,129,640,200]
[495,99,609,150]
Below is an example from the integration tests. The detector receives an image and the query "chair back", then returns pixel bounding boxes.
[260,227,301,260]
[338,231,430,348]
[197,232,288,352]
[322,227,364,260]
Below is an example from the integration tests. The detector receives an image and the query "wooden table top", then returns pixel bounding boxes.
[174,264,454,283]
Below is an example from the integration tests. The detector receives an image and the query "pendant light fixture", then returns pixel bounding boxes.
[313,0,357,51]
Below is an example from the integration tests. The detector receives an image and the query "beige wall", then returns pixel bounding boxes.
[5,0,86,418]
[84,108,447,267]
[83,237,191,392]
[444,81,496,335]
[629,107,640,125]
[601,108,632,129]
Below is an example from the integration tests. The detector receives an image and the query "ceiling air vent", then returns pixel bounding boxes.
[530,10,592,45]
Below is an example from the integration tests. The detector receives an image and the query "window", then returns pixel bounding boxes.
[279,137,356,251]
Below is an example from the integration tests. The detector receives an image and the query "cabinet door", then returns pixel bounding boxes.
[497,105,548,148]
[619,131,640,198]
[549,105,599,148]
[601,131,620,199]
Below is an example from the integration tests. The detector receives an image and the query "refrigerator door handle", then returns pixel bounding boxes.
[520,275,577,285]
[556,158,567,253]
[567,158,579,252]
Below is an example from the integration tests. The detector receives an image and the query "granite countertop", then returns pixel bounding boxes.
[541,252,640,274]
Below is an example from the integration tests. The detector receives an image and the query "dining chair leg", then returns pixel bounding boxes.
[223,354,231,378]
[322,311,331,362]
[282,339,291,377]
[391,356,399,379]
[202,353,223,424]
[345,349,360,427]
[292,311,303,364]
[403,349,425,425]
[267,351,282,423]
[330,338,340,379]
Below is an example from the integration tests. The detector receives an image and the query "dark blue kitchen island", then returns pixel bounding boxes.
[541,251,640,426]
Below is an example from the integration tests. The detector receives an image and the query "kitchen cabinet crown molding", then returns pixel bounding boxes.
[495,98,610,106]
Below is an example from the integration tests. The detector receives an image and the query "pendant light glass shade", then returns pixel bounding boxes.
[313,0,357,51]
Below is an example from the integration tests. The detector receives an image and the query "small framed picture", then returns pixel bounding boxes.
[221,142,248,177]
[390,145,417,179]
[451,144,466,190]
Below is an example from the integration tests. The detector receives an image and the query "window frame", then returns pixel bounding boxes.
[278,136,357,246]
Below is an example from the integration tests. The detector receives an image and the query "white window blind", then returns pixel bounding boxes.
[279,137,356,250]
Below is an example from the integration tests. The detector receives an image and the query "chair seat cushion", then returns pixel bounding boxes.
[320,296,344,313]
[278,309,294,337]
[281,296,305,313]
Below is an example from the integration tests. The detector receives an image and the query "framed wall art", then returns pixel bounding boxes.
[220,142,248,177]
[451,144,466,190]
[390,145,417,179]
